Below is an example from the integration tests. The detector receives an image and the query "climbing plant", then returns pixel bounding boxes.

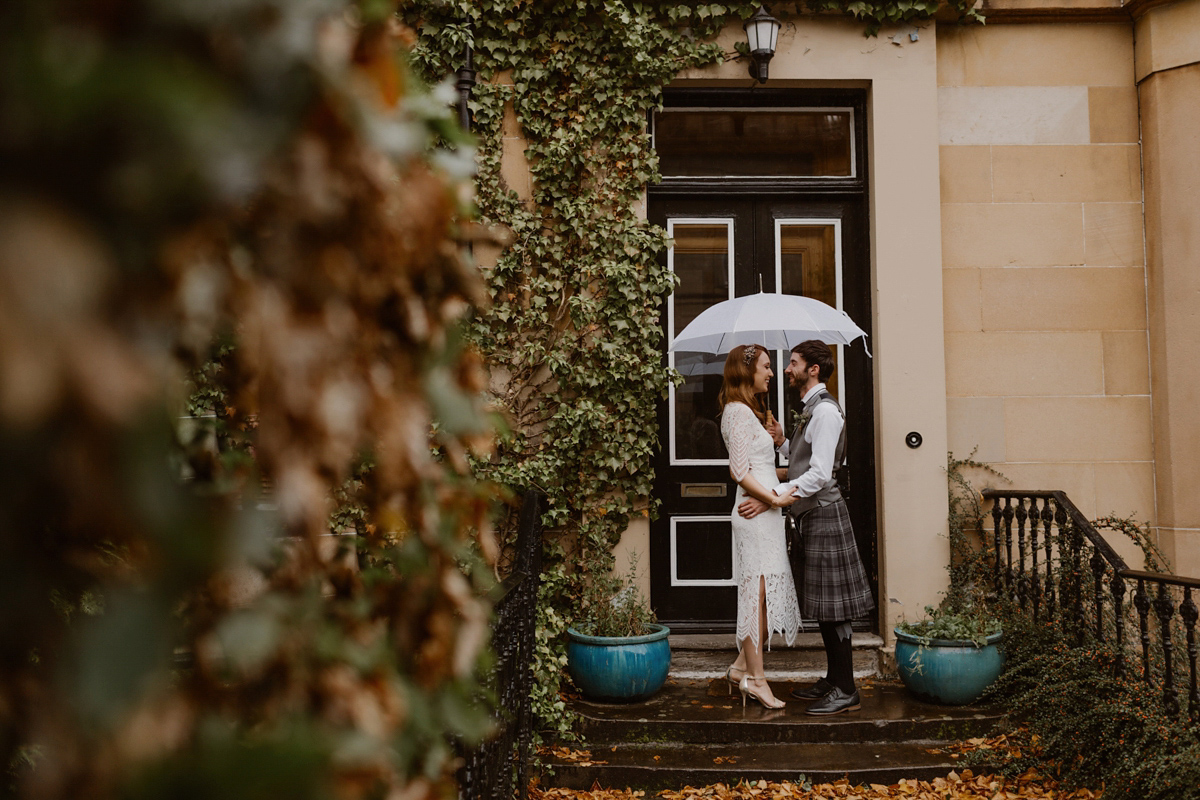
[406,0,757,739]
[403,0,983,737]
[811,0,984,37]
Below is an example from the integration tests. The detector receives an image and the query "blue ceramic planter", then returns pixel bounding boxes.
[894,627,1004,705]
[567,623,671,702]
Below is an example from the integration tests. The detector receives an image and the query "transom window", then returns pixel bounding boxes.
[653,108,855,179]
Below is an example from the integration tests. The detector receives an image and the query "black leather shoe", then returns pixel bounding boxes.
[790,678,834,700]
[804,687,861,716]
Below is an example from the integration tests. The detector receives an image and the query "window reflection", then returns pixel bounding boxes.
[672,223,730,462]
[656,109,853,178]
[778,223,839,433]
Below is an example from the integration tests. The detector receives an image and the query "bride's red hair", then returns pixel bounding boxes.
[718,344,768,424]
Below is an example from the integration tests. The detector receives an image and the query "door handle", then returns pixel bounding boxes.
[680,483,727,498]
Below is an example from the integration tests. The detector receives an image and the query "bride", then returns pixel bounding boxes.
[719,344,802,709]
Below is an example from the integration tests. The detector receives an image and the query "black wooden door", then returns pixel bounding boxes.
[648,194,877,632]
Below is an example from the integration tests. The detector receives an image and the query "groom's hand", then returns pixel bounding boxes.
[738,497,771,519]
[766,415,784,446]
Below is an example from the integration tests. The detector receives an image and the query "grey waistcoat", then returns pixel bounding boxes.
[787,389,847,517]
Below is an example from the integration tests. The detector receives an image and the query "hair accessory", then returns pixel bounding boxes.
[742,345,757,367]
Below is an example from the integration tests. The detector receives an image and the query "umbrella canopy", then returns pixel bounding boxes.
[672,351,727,376]
[670,292,870,356]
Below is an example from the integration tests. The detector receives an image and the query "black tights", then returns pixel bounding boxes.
[818,620,856,694]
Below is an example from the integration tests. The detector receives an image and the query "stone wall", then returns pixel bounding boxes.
[937,21,1156,568]
[1135,0,1200,576]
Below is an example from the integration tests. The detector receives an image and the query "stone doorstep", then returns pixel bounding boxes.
[541,740,986,792]
[546,679,1002,791]
[571,680,1000,747]
[669,632,884,680]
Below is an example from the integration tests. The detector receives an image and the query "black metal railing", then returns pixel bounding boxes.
[458,490,544,800]
[983,489,1200,724]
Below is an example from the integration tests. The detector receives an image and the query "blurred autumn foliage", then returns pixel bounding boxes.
[0,1,500,798]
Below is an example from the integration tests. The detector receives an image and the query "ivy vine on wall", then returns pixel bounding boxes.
[813,0,983,37]
[406,0,758,739]
[403,0,982,738]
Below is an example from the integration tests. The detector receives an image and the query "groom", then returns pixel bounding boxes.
[738,340,875,715]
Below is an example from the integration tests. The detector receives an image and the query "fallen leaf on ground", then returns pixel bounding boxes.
[531,769,1102,800]
[535,746,608,766]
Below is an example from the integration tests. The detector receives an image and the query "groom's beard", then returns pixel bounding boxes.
[786,377,803,404]
[788,374,818,401]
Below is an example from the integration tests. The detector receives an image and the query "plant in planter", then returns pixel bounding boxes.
[567,558,671,702]
[895,602,1004,704]
[894,453,1007,705]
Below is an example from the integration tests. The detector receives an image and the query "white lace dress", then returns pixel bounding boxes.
[720,401,802,652]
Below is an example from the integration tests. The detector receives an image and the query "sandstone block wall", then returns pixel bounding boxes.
[1136,0,1200,577]
[937,22,1155,569]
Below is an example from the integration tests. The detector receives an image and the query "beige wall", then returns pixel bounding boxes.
[613,515,651,602]
[1136,0,1200,576]
[937,21,1158,569]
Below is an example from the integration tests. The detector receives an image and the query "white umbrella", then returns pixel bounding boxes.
[672,351,727,376]
[670,292,870,356]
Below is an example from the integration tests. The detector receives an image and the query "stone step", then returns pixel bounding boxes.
[668,633,884,680]
[549,679,1002,791]
[541,739,984,791]
[573,679,999,746]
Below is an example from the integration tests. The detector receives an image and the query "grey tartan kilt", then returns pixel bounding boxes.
[796,499,875,621]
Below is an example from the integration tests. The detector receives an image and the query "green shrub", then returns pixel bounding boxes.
[977,613,1200,800]
[940,459,1200,799]
[573,557,656,639]
[896,603,1002,647]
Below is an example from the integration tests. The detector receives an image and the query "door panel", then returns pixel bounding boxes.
[671,517,737,586]
[649,195,876,632]
[652,198,759,624]
[761,198,878,610]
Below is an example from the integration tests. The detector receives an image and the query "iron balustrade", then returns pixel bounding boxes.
[458,490,544,800]
[983,489,1200,725]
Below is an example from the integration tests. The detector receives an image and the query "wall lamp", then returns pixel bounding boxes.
[743,6,781,84]
[456,44,476,132]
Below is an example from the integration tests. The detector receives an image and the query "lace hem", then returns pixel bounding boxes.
[735,571,802,652]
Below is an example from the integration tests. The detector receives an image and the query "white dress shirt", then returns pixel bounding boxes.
[773,383,843,498]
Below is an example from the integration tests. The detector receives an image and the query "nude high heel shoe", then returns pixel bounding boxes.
[739,675,786,709]
[725,665,745,695]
